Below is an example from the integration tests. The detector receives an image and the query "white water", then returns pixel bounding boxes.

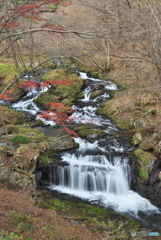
[48,72,160,218]
[49,138,159,217]
[5,71,160,220]
[12,86,48,115]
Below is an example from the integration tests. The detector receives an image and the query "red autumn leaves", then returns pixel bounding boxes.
[38,102,78,137]
[0,79,77,136]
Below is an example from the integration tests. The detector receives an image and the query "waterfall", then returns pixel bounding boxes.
[47,72,159,217]
[5,70,160,222]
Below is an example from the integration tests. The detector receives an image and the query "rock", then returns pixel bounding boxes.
[8,171,36,195]
[140,138,154,151]
[74,126,107,140]
[159,171,161,181]
[0,144,8,156]
[0,106,23,126]
[155,141,161,154]
[132,132,142,145]
[48,134,79,151]
[10,87,26,102]
[18,126,47,142]
[134,148,156,181]
[0,165,11,182]
[12,146,39,173]
[134,119,146,129]
[90,90,103,99]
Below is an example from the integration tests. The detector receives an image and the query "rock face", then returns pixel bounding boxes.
[0,124,79,195]
[133,148,161,207]
[132,131,161,207]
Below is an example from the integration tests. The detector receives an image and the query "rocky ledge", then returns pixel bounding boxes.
[0,122,79,195]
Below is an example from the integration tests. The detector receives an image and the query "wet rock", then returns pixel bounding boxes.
[90,90,103,99]
[48,134,79,151]
[75,126,107,141]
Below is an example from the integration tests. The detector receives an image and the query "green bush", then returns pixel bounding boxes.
[11,135,31,144]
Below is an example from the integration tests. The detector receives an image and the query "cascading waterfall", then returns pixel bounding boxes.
[47,72,160,219]
[3,70,161,227]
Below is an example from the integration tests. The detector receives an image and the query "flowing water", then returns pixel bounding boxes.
[2,71,161,230]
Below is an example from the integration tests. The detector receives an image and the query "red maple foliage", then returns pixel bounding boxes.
[18,81,39,90]
[41,80,72,87]
[0,0,71,41]
[0,94,11,102]
[38,102,78,137]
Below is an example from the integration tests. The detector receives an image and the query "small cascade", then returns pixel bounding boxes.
[80,85,92,101]
[12,86,48,115]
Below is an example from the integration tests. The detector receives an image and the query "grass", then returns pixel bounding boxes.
[0,62,24,87]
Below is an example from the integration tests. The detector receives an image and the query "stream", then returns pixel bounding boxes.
[2,71,161,230]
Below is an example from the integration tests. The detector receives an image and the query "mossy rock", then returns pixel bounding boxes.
[77,92,84,99]
[34,90,60,107]
[0,105,23,126]
[42,69,84,102]
[39,156,53,165]
[12,146,39,173]
[18,126,47,143]
[0,144,8,156]
[61,98,72,107]
[74,126,107,139]
[134,148,157,181]
[48,134,79,151]
[90,90,103,99]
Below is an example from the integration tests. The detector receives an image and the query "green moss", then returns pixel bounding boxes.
[39,156,53,164]
[134,148,155,181]
[34,90,60,106]
[11,135,31,144]
[18,127,47,142]
[139,170,149,181]
[74,126,106,138]
[42,69,84,104]
[39,197,140,236]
